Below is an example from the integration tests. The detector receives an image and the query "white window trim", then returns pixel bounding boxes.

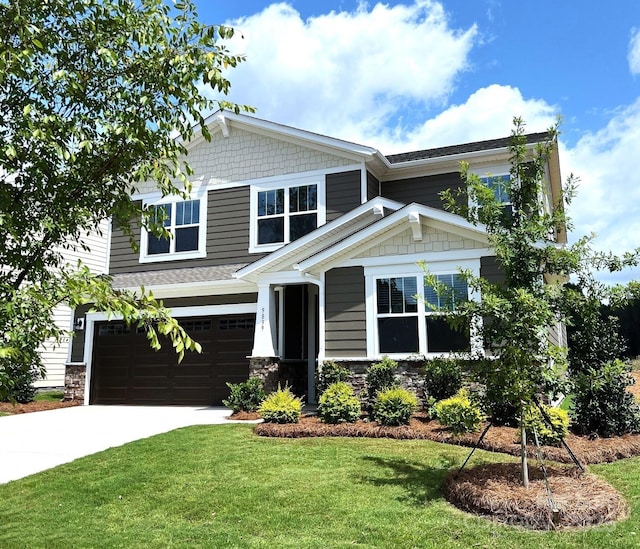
[249,174,326,254]
[139,192,208,263]
[364,260,481,359]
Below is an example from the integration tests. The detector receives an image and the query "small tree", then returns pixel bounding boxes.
[434,117,640,486]
[0,0,252,395]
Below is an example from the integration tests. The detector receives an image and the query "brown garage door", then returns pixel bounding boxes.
[90,315,255,405]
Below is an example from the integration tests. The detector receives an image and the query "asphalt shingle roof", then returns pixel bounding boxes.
[111,264,249,289]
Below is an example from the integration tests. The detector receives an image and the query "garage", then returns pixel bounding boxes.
[90,314,255,405]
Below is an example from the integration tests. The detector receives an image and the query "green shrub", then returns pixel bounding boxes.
[372,387,418,426]
[258,385,304,424]
[317,382,361,424]
[434,389,484,435]
[315,360,350,397]
[523,404,569,446]
[571,359,640,437]
[1,360,39,404]
[422,357,463,401]
[365,356,400,408]
[222,377,266,413]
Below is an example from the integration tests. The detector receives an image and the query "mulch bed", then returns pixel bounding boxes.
[444,462,628,530]
[254,413,640,465]
[0,399,81,415]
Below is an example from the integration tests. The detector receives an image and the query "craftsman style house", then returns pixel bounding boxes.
[67,111,564,405]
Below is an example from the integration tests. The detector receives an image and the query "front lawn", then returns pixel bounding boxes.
[0,424,639,548]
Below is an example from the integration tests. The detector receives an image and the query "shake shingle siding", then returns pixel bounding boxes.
[325,267,366,356]
[326,170,361,222]
[380,172,466,210]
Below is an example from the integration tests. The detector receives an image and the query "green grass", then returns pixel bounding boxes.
[1,425,640,548]
[33,390,64,402]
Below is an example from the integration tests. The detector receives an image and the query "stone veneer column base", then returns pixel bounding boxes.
[64,363,86,402]
[249,357,280,394]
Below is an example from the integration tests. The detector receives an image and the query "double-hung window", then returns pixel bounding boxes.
[141,196,206,262]
[257,183,318,246]
[480,174,513,220]
[423,274,470,353]
[373,272,470,356]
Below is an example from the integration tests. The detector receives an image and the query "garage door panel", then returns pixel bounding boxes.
[91,314,254,405]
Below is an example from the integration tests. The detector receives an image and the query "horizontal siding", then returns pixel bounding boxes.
[37,304,72,387]
[109,188,265,274]
[326,170,362,222]
[367,171,379,201]
[381,172,466,209]
[325,267,366,357]
[480,256,505,286]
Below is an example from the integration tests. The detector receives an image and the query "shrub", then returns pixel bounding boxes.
[372,387,419,426]
[222,377,266,413]
[315,360,350,398]
[434,389,484,435]
[258,385,304,424]
[422,357,463,401]
[317,382,361,424]
[365,356,400,408]
[523,404,570,446]
[571,359,640,437]
[1,360,39,404]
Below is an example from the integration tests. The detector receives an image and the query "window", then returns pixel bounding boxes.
[424,274,470,353]
[376,277,419,353]
[481,174,510,205]
[256,183,318,246]
[373,273,470,355]
[141,196,206,262]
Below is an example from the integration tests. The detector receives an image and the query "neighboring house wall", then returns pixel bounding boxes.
[380,172,466,210]
[324,267,367,357]
[326,170,362,222]
[134,126,357,194]
[39,222,109,387]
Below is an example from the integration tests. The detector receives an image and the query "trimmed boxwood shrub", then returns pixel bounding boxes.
[372,387,418,426]
[523,404,570,446]
[315,360,350,398]
[258,385,304,424]
[422,357,463,401]
[434,389,484,435]
[222,377,265,413]
[366,356,400,408]
[317,382,361,424]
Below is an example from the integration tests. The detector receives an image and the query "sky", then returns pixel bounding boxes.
[193,0,640,285]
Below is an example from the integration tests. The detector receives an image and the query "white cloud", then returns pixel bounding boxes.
[562,98,640,284]
[629,28,640,75]
[223,1,477,141]
[373,84,558,153]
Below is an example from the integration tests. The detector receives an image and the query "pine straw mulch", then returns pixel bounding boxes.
[0,399,81,415]
[254,413,640,465]
[444,462,628,530]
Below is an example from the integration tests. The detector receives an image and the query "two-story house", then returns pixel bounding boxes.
[66,111,563,406]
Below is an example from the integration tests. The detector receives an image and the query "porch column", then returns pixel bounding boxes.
[251,282,278,357]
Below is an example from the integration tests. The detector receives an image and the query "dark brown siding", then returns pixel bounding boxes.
[367,171,379,200]
[109,187,266,274]
[480,256,505,286]
[380,172,466,209]
[325,267,366,357]
[326,170,361,222]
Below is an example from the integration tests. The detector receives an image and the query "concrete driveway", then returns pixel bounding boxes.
[0,405,255,484]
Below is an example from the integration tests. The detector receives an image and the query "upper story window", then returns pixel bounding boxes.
[250,176,325,253]
[480,174,510,205]
[140,195,207,263]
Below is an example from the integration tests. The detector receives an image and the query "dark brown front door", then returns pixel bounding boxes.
[90,315,254,405]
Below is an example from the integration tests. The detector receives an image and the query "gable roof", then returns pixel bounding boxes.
[234,198,489,282]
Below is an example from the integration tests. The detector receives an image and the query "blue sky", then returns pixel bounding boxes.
[194,0,640,284]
